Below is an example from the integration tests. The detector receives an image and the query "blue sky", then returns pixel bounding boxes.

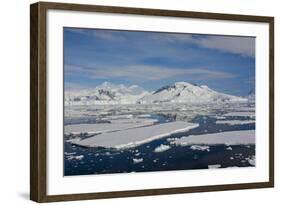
[64,27,255,96]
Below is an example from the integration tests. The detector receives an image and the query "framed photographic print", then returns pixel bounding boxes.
[30,1,274,202]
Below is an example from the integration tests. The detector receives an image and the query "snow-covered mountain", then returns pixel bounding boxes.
[65,81,248,106]
[138,82,247,104]
[65,82,149,105]
[247,88,255,103]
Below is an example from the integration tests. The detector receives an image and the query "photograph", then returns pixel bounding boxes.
[63,27,256,176]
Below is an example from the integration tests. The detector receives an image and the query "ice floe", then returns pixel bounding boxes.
[108,118,158,124]
[171,130,255,146]
[66,155,84,161]
[223,112,255,118]
[66,137,81,143]
[64,152,76,155]
[208,164,221,169]
[74,121,198,149]
[154,144,171,153]
[214,116,226,120]
[226,146,233,151]
[64,121,155,135]
[190,145,210,152]
[246,156,256,166]
[166,137,179,142]
[216,120,255,125]
[132,158,143,164]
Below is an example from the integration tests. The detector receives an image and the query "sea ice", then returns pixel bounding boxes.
[171,130,255,146]
[154,144,171,153]
[64,121,155,135]
[208,164,221,169]
[216,120,255,125]
[132,158,143,164]
[223,112,255,118]
[107,118,158,124]
[64,152,76,155]
[246,156,256,166]
[226,146,233,151]
[66,155,84,161]
[190,145,210,152]
[74,121,198,149]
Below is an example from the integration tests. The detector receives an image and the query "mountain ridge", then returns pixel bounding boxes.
[65,81,248,105]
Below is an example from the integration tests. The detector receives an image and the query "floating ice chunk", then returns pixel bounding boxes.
[101,114,133,120]
[66,155,84,161]
[190,145,210,152]
[64,152,76,155]
[132,158,143,164]
[74,121,198,149]
[208,164,221,169]
[154,144,171,153]
[75,155,84,160]
[223,112,255,118]
[226,146,233,151]
[171,130,255,146]
[216,120,255,125]
[214,116,226,120]
[246,156,256,166]
[138,114,151,118]
[166,137,179,142]
[66,138,81,143]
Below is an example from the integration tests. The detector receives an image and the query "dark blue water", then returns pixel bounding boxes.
[64,115,255,176]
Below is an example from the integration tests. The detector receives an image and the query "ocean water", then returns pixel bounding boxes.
[64,114,255,176]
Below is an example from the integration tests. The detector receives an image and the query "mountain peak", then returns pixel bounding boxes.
[248,88,255,95]
[65,81,249,105]
[139,81,247,104]
[175,82,195,87]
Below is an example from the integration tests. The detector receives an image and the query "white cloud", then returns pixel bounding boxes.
[67,28,255,58]
[196,36,255,57]
[67,28,126,41]
[150,33,255,57]
[65,64,236,81]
